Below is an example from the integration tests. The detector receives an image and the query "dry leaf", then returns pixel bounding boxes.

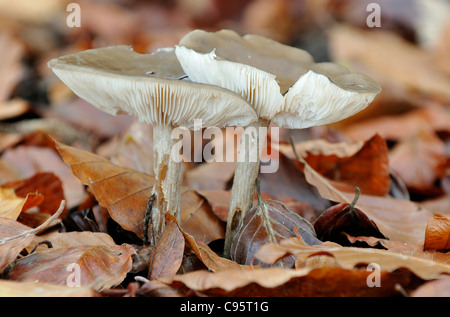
[0,201,64,272]
[0,187,43,220]
[0,32,24,102]
[3,172,66,216]
[29,231,117,254]
[1,145,86,209]
[302,134,391,196]
[424,215,450,251]
[411,277,450,297]
[7,243,135,291]
[389,130,447,191]
[0,280,95,297]
[155,265,414,297]
[341,103,450,142]
[296,151,432,245]
[148,216,185,280]
[255,238,450,281]
[329,24,450,103]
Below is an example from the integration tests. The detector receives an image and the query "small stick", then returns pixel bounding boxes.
[30,240,53,254]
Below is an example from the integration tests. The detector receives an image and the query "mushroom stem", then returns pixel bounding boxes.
[224,118,269,258]
[151,123,182,243]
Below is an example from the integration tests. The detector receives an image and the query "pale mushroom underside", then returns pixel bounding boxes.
[48,46,257,130]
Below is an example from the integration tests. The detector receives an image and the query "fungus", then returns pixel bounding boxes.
[48,45,257,243]
[175,29,381,257]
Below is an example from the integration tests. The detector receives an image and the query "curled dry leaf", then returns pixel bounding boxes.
[292,144,432,245]
[29,231,118,254]
[0,201,65,272]
[0,187,43,220]
[7,243,135,291]
[424,215,450,251]
[53,139,224,244]
[154,265,414,297]
[411,277,450,297]
[230,182,321,267]
[314,188,386,244]
[254,238,450,281]
[341,103,450,142]
[344,234,450,265]
[389,130,447,191]
[3,172,66,217]
[286,134,390,196]
[0,32,24,102]
[1,145,86,209]
[0,280,95,297]
[148,216,185,280]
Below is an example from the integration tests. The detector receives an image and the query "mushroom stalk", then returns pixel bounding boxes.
[151,123,182,243]
[224,118,269,258]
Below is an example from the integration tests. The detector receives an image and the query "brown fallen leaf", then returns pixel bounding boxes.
[293,146,432,245]
[153,265,414,297]
[0,280,96,297]
[314,188,386,244]
[389,130,447,192]
[1,145,86,209]
[0,187,43,220]
[344,234,450,265]
[328,24,450,104]
[411,277,450,297]
[185,161,236,191]
[302,134,391,196]
[255,238,450,281]
[3,172,66,217]
[54,139,224,244]
[7,243,135,291]
[148,216,185,280]
[0,32,24,102]
[170,213,244,272]
[0,98,29,120]
[341,102,450,142]
[424,215,450,251]
[230,182,320,267]
[29,231,118,254]
[0,201,65,272]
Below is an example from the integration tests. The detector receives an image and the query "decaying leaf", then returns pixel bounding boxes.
[7,243,135,291]
[148,216,185,280]
[0,280,95,297]
[153,265,417,297]
[389,130,447,191]
[0,187,43,220]
[424,215,450,251]
[255,238,450,281]
[0,201,65,272]
[3,172,66,216]
[300,134,391,196]
[230,182,320,267]
[292,145,432,245]
[314,188,386,244]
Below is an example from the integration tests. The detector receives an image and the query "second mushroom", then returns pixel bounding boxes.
[175,29,382,257]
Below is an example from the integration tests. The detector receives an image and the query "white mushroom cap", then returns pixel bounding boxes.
[47,45,257,129]
[175,29,381,128]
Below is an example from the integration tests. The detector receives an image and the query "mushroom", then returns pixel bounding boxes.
[175,29,381,257]
[48,45,257,243]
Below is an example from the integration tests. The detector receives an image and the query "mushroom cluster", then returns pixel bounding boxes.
[48,29,381,256]
[48,45,257,244]
[175,29,381,257]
